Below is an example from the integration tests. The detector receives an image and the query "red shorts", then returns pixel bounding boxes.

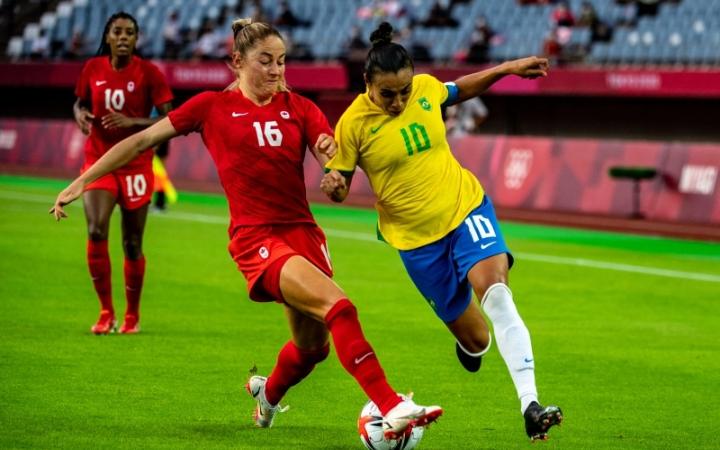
[228,223,334,302]
[82,162,154,210]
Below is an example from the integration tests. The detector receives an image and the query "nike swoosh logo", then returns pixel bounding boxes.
[354,352,374,364]
[370,118,393,134]
[232,112,248,117]
[524,358,534,363]
[95,81,107,86]
[480,241,496,250]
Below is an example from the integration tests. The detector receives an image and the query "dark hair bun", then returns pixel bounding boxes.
[369,22,394,47]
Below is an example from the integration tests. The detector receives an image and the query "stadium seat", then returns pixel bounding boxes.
[9,0,720,67]
[6,37,23,61]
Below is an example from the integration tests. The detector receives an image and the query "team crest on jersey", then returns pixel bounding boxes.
[259,246,269,259]
[418,97,431,111]
[280,110,290,119]
[127,81,135,92]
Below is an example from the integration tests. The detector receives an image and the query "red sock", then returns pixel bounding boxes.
[87,240,113,315]
[265,341,330,406]
[124,256,145,318]
[325,299,401,415]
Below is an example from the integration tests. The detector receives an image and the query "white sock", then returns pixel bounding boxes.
[481,283,538,414]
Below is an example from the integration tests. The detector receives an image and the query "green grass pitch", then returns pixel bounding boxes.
[1,174,719,449]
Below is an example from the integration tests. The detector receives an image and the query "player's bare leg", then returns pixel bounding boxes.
[447,300,492,372]
[83,190,117,334]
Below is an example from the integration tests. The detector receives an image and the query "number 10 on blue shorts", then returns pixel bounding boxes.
[399,195,513,322]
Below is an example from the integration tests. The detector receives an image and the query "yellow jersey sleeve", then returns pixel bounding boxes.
[329,110,360,173]
[328,74,484,250]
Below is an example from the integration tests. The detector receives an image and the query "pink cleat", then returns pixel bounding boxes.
[91,311,117,335]
[119,314,140,334]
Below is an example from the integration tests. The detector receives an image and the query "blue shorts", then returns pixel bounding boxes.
[399,196,514,323]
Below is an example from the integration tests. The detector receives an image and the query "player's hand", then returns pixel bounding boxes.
[49,179,84,221]
[314,133,337,158]
[320,170,347,196]
[74,108,95,135]
[101,109,135,130]
[506,56,549,79]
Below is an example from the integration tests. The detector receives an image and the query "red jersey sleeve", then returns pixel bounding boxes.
[74,59,93,101]
[144,61,174,107]
[298,95,332,147]
[167,91,217,135]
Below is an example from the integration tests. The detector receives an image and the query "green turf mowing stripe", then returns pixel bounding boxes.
[2,173,718,259]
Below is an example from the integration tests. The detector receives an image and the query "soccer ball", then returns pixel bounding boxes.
[358,399,424,450]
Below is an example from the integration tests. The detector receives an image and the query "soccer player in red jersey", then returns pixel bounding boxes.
[72,12,173,335]
[51,19,442,438]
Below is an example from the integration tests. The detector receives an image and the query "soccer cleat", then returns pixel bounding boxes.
[382,396,443,440]
[523,401,563,441]
[456,342,483,372]
[119,315,140,334]
[91,311,117,335]
[245,372,288,428]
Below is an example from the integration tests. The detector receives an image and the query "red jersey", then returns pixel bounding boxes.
[75,55,173,168]
[168,89,332,234]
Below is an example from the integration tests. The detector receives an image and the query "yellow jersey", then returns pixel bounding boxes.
[327,74,485,250]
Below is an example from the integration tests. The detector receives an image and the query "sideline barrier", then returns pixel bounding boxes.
[1,119,718,227]
[3,62,720,97]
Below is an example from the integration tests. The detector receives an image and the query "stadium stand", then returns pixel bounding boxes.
[3,0,719,66]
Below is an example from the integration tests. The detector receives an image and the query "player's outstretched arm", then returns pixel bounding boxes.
[452,56,549,104]
[50,117,178,221]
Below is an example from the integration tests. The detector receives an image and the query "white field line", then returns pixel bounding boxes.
[4,189,719,283]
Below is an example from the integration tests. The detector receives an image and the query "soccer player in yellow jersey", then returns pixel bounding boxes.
[322,22,563,441]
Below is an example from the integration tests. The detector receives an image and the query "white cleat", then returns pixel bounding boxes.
[245,374,288,428]
[383,396,443,440]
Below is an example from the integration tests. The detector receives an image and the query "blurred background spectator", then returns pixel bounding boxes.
[445,97,489,137]
[423,0,459,27]
[397,25,432,62]
[357,0,407,20]
[552,1,576,27]
[542,26,564,64]
[464,15,495,64]
[162,11,181,60]
[193,18,223,60]
[65,28,86,60]
[636,0,661,17]
[274,0,310,28]
[2,0,720,67]
[29,28,49,60]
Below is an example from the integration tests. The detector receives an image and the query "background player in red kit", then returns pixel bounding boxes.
[72,12,173,335]
[51,19,442,438]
